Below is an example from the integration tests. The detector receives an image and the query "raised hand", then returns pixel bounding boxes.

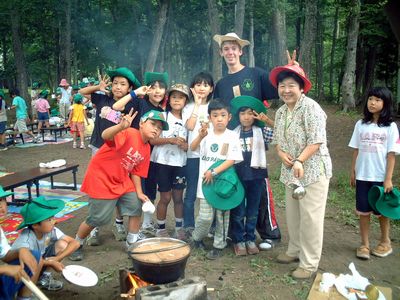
[120,108,138,129]
[286,50,299,66]
[98,74,112,92]
[135,85,152,98]
[190,88,202,106]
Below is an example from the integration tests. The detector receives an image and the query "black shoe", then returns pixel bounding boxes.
[191,240,206,250]
[206,248,222,260]
[69,245,84,261]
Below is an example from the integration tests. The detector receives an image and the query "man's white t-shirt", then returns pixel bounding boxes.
[196,129,243,198]
[183,103,213,159]
[151,112,188,167]
[349,120,400,181]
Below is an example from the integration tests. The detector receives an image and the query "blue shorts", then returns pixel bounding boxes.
[0,121,6,134]
[0,250,41,300]
[155,163,186,192]
[355,180,382,215]
[37,111,49,121]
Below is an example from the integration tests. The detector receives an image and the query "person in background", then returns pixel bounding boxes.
[68,93,90,149]
[58,79,72,120]
[35,90,51,133]
[30,82,39,120]
[0,90,8,151]
[349,87,400,260]
[270,61,332,279]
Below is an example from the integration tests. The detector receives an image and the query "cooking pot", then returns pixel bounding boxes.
[128,237,191,284]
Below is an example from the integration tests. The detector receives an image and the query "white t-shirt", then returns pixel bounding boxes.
[11,227,65,255]
[0,227,11,259]
[196,129,243,198]
[349,120,400,181]
[60,87,72,104]
[183,103,213,158]
[151,112,188,167]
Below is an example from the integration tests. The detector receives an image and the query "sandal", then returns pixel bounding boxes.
[356,245,370,260]
[371,243,392,257]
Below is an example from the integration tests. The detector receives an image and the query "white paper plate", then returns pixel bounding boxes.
[62,265,98,287]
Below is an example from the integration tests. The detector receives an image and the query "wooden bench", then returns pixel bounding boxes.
[40,126,70,142]
[0,163,79,205]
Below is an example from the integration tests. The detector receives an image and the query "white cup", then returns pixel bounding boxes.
[142,201,155,214]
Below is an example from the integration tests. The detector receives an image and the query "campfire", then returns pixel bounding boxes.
[120,270,151,299]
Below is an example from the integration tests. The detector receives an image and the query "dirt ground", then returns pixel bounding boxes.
[1,105,399,300]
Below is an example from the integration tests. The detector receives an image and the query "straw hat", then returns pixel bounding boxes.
[213,32,250,48]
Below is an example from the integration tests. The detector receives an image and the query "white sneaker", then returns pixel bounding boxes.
[139,222,157,237]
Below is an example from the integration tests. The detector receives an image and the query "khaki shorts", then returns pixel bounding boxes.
[14,119,29,133]
[85,192,142,228]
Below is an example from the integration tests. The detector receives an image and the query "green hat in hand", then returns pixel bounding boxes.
[17,196,65,229]
[202,160,245,211]
[369,186,400,220]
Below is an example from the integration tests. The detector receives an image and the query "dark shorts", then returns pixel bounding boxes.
[37,111,49,121]
[355,180,382,215]
[155,163,186,192]
[0,250,41,300]
[0,121,6,134]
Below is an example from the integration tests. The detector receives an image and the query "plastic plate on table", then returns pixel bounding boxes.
[62,265,98,287]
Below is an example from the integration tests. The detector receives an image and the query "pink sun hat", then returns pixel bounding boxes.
[59,78,69,87]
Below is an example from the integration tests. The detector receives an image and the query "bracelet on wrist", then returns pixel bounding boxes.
[130,90,137,99]
[191,113,198,118]
[293,158,304,164]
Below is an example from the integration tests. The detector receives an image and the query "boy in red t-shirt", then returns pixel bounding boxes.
[69,109,169,260]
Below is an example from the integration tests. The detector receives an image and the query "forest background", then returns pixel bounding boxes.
[1,0,399,113]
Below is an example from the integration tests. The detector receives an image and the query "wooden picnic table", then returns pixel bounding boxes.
[0,163,79,205]
[40,126,70,142]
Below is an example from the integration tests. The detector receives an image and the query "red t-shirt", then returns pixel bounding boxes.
[81,128,150,199]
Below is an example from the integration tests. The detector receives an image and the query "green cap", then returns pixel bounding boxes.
[73,93,83,103]
[56,87,62,95]
[202,160,245,211]
[106,67,141,89]
[0,185,13,198]
[17,196,65,230]
[140,110,169,131]
[230,95,267,128]
[39,90,49,98]
[144,72,169,86]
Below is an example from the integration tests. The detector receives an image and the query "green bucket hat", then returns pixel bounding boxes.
[72,85,79,90]
[369,186,400,220]
[140,110,169,131]
[106,67,141,89]
[202,160,245,211]
[56,87,62,95]
[144,72,169,86]
[79,81,88,89]
[230,95,267,128]
[32,82,39,89]
[73,93,83,103]
[0,185,13,198]
[39,90,49,98]
[0,90,5,98]
[17,196,65,230]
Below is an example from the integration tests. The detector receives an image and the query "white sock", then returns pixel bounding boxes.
[142,212,153,227]
[127,232,138,243]
[75,235,85,245]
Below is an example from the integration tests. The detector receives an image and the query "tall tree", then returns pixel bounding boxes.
[271,0,287,66]
[146,0,169,72]
[234,0,245,37]
[341,0,361,111]
[207,0,222,81]
[248,0,255,67]
[329,5,339,101]
[9,3,29,102]
[315,0,325,101]
[59,0,72,81]
[298,0,317,75]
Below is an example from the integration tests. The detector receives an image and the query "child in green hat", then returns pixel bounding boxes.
[36,90,51,133]
[78,67,145,246]
[11,196,80,291]
[113,71,169,236]
[70,110,168,261]
[67,93,90,149]
[1,187,44,299]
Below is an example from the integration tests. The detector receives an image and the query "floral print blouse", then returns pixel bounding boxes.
[272,95,332,187]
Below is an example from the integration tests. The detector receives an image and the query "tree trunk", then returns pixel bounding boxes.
[295,0,303,50]
[145,0,169,72]
[354,37,366,103]
[271,0,287,67]
[234,0,245,38]
[248,0,255,68]
[359,47,376,106]
[207,0,222,81]
[10,4,30,103]
[59,0,72,81]
[341,0,360,112]
[298,0,317,75]
[329,6,339,101]
[315,2,325,101]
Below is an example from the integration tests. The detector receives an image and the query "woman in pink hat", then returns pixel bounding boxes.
[58,79,72,120]
[269,58,332,279]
